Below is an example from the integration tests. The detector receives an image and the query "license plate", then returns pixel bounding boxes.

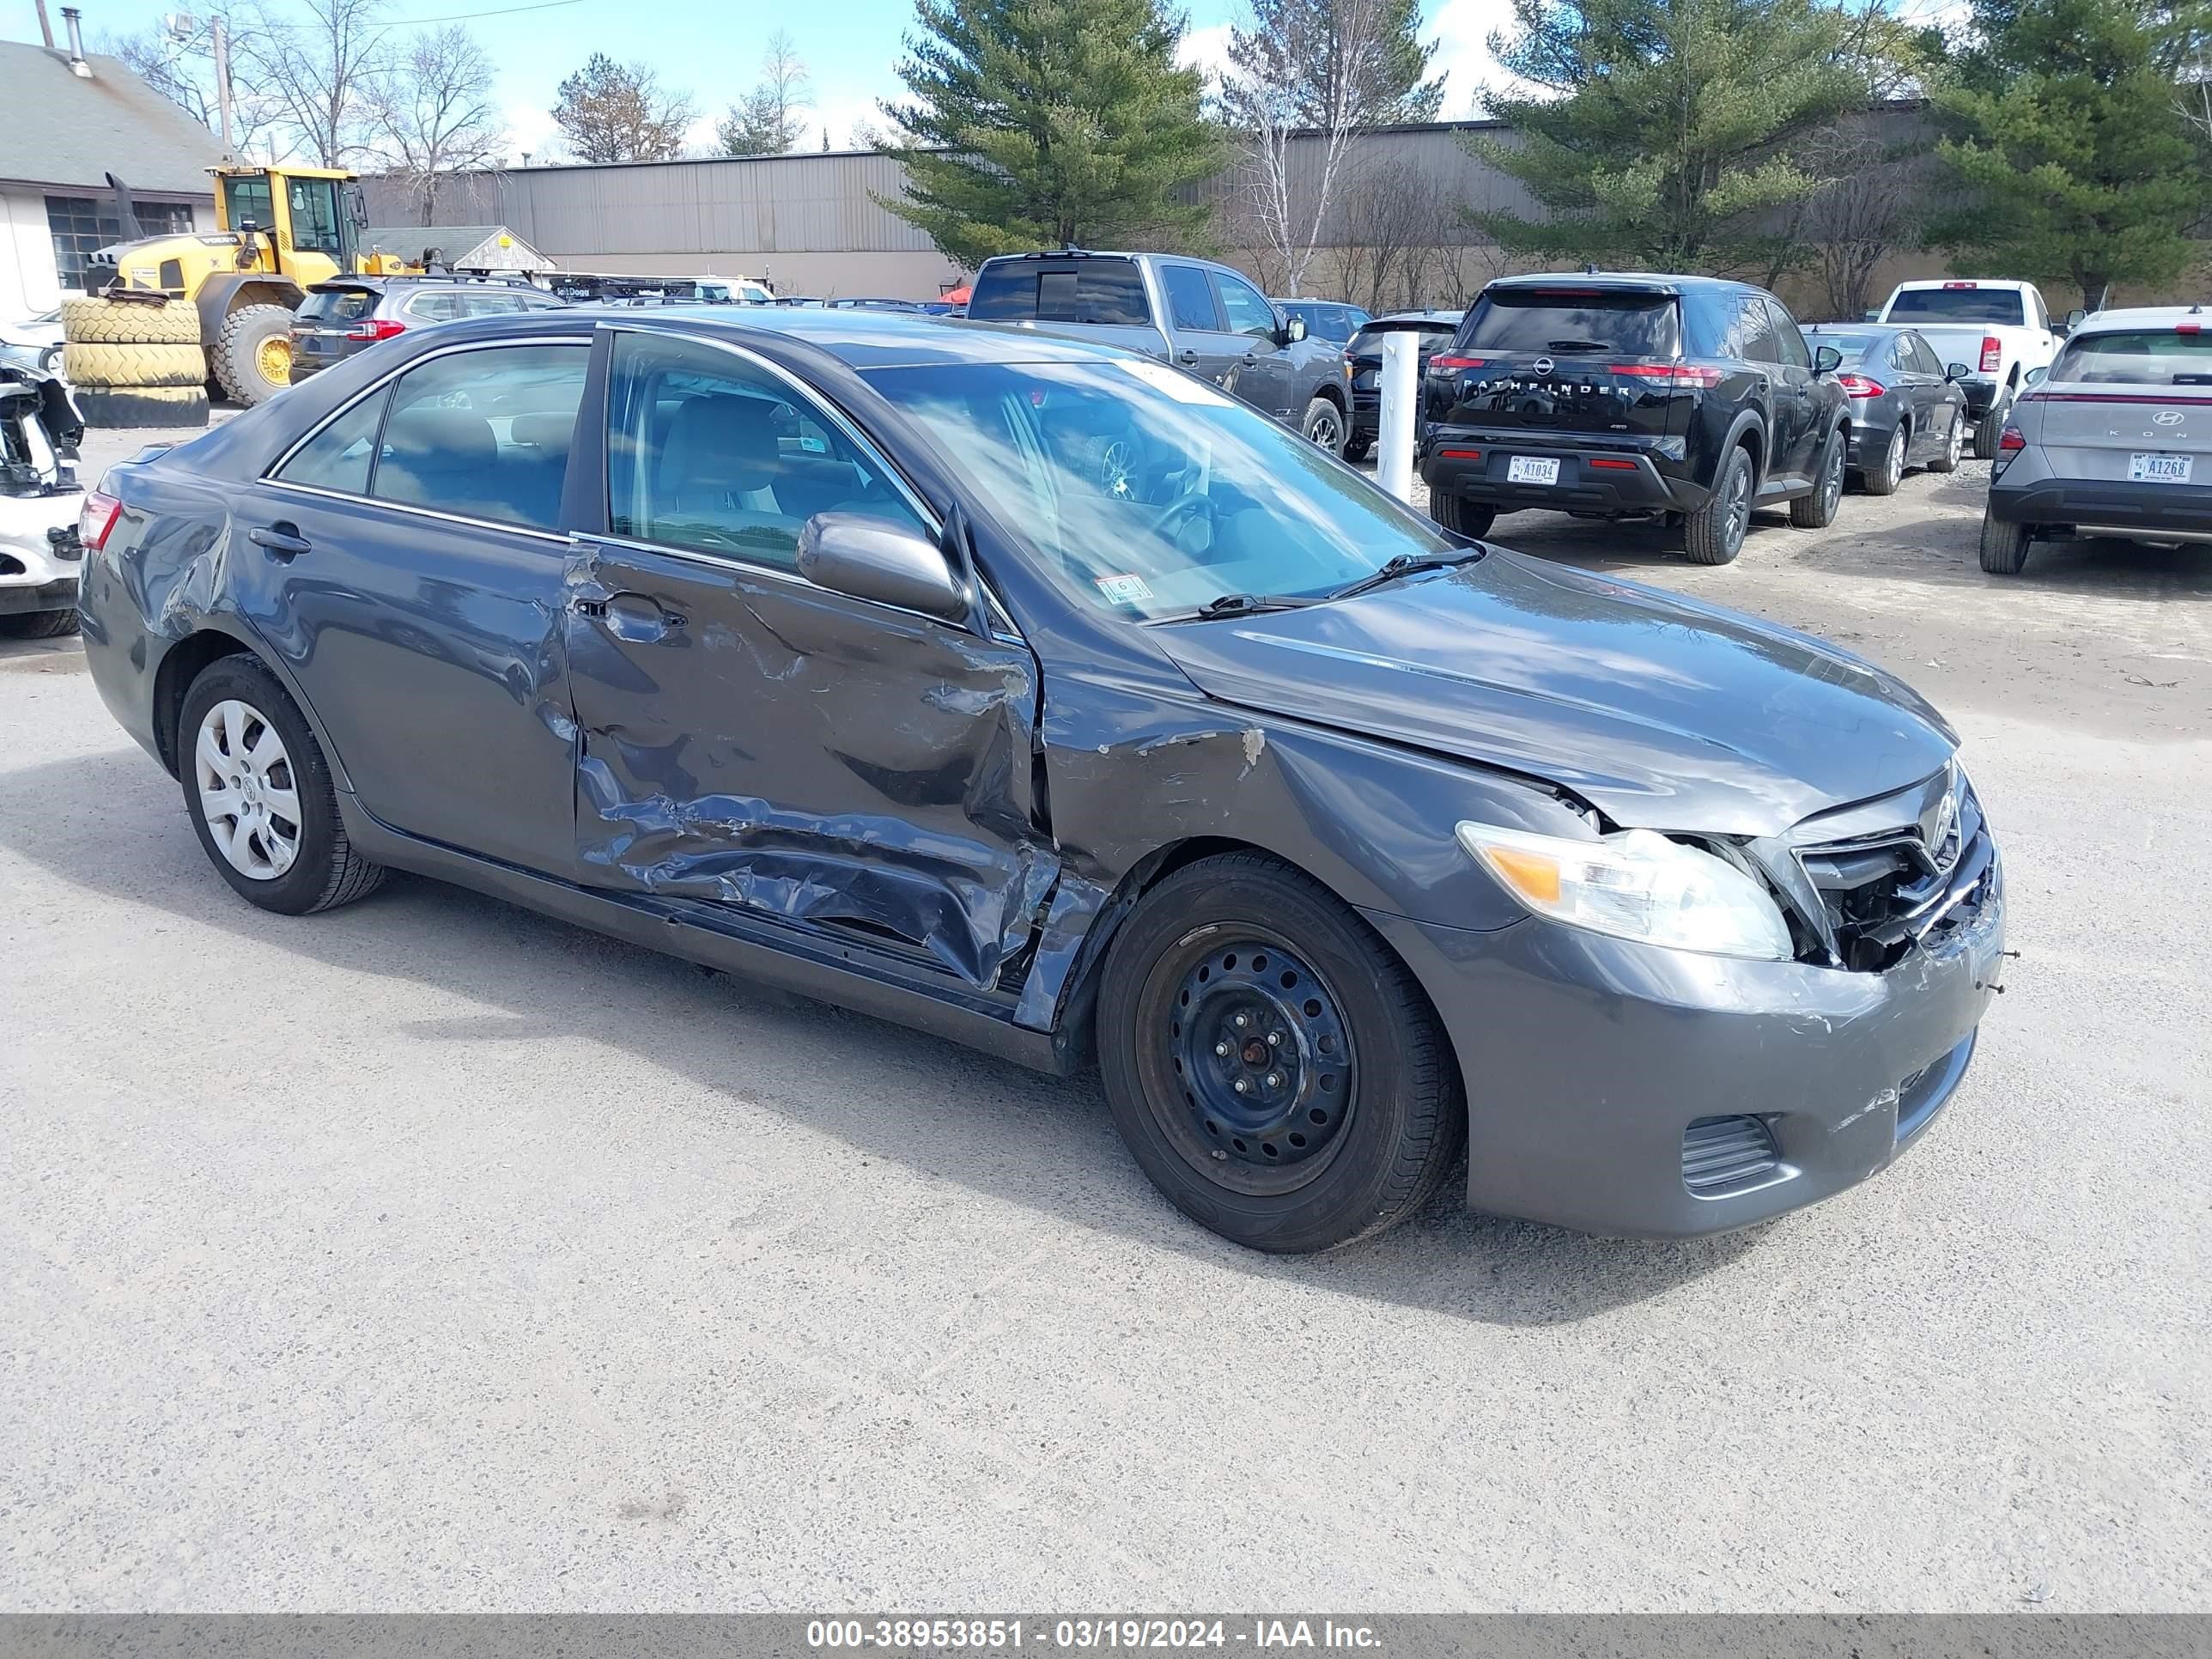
[2129,452,2193,483]
[1507,456,1560,485]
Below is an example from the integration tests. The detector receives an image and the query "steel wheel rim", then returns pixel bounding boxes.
[1148,932,1358,1196]
[1309,408,1341,450]
[194,698,301,880]
[256,336,291,386]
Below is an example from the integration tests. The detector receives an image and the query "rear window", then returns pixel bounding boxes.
[1346,323,1460,358]
[1459,289,1681,357]
[297,288,375,324]
[2051,329,2212,386]
[1809,331,1885,360]
[1885,286,2028,326]
[969,258,1151,326]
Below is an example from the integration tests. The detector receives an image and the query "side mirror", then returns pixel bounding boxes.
[1283,313,1306,344]
[2024,365,2048,388]
[2066,307,2087,328]
[348,185,369,229]
[1813,344,1843,375]
[1863,309,1881,322]
[797,512,969,623]
[1945,362,1971,382]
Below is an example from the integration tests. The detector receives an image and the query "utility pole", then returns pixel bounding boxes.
[211,14,234,156]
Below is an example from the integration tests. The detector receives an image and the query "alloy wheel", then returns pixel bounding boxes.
[1826,440,1848,513]
[1308,408,1342,451]
[1946,415,1965,468]
[193,698,301,880]
[1884,427,1905,490]
[1725,457,1752,551]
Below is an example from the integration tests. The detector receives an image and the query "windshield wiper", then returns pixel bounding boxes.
[1324,548,1486,603]
[1177,592,1319,621]
[1545,339,1613,353]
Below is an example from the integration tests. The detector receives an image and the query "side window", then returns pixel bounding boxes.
[405,291,461,322]
[2029,289,2050,331]
[274,386,389,495]
[1767,301,1811,369]
[606,332,928,574]
[1887,337,1911,373]
[1213,273,1279,340]
[1160,264,1221,331]
[1736,299,1779,364]
[1913,336,1947,377]
[372,343,588,531]
[285,179,344,258]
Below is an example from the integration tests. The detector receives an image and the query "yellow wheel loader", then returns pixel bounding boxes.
[66,167,425,407]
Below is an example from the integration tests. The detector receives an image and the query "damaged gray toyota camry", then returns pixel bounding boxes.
[78,308,2005,1253]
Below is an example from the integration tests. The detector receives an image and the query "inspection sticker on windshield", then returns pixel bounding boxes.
[1095,573,1155,605]
[1115,358,1238,407]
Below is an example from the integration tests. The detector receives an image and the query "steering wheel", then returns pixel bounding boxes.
[1146,489,1212,538]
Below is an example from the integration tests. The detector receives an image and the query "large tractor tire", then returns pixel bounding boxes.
[211,305,297,405]
[62,341,209,389]
[59,296,201,345]
[76,386,211,430]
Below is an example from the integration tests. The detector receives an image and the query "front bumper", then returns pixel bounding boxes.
[1420,430,1693,516]
[1,491,84,614]
[1363,862,2005,1238]
[1987,472,2212,537]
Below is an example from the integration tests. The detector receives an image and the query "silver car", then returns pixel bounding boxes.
[1980,305,2212,573]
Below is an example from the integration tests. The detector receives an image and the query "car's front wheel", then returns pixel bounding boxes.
[1097,853,1465,1254]
[1301,396,1347,455]
[1978,512,2031,574]
[179,654,385,914]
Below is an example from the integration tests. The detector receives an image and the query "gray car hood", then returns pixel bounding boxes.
[1150,552,1957,838]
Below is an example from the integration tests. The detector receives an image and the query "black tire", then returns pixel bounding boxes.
[1928,409,1966,474]
[1301,395,1348,455]
[1972,393,2012,461]
[210,303,297,406]
[0,607,81,638]
[1427,490,1495,539]
[1790,428,1846,528]
[1097,854,1465,1254]
[178,654,385,914]
[1978,512,2030,575]
[1861,422,1905,496]
[1341,434,1372,463]
[74,386,210,430]
[1684,443,1753,562]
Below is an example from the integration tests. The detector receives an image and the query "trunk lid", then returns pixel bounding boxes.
[1426,284,1688,441]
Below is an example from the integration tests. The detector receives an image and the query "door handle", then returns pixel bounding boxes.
[1176,349,1200,365]
[248,523,311,562]
[586,590,688,642]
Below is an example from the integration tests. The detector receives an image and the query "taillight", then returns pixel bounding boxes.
[78,489,122,550]
[1837,373,1885,398]
[1613,362,1725,389]
[344,319,408,343]
[1979,336,2002,374]
[1428,355,1487,371]
[1997,426,2026,453]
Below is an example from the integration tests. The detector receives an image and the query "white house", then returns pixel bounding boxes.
[0,21,223,321]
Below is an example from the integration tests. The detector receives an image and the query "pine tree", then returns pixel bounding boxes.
[878,0,1225,266]
[1928,0,2208,310]
[1468,0,1881,276]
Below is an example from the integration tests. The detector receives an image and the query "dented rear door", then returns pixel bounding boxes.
[563,327,1056,991]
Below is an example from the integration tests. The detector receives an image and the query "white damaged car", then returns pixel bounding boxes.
[1,363,88,638]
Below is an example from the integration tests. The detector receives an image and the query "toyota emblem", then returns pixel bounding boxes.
[2154,410,2185,426]
[1533,356,1555,375]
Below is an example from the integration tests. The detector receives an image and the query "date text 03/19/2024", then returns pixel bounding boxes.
[805,1620,1385,1650]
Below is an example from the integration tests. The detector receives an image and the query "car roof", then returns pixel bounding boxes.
[1806,320,1915,333]
[460,302,1152,370]
[1486,270,1761,295]
[1893,278,2039,291]
[2073,305,2209,332]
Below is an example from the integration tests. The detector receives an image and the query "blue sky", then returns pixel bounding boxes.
[46,0,1523,163]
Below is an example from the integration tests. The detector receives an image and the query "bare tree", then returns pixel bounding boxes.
[368,27,507,223]
[238,0,390,167]
[1218,0,1408,297]
[1332,148,1433,311]
[550,53,695,163]
[717,30,811,156]
[1784,125,1925,319]
[106,9,278,159]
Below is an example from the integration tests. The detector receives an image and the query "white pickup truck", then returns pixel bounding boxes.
[1873,279,2066,459]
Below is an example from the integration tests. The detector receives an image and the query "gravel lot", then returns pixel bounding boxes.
[3,422,2208,1611]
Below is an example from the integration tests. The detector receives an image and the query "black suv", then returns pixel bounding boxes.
[289,276,566,384]
[1419,273,1851,563]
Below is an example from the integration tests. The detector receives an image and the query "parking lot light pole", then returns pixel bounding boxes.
[1376,327,1418,503]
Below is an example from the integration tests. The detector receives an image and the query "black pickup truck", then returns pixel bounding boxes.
[968,250,1353,448]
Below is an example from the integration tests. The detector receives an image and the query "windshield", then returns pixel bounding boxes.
[2051,329,2212,386]
[1461,289,1680,356]
[1886,287,2027,325]
[860,357,1454,621]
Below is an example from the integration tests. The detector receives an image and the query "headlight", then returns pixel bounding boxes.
[1455,820,1794,960]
